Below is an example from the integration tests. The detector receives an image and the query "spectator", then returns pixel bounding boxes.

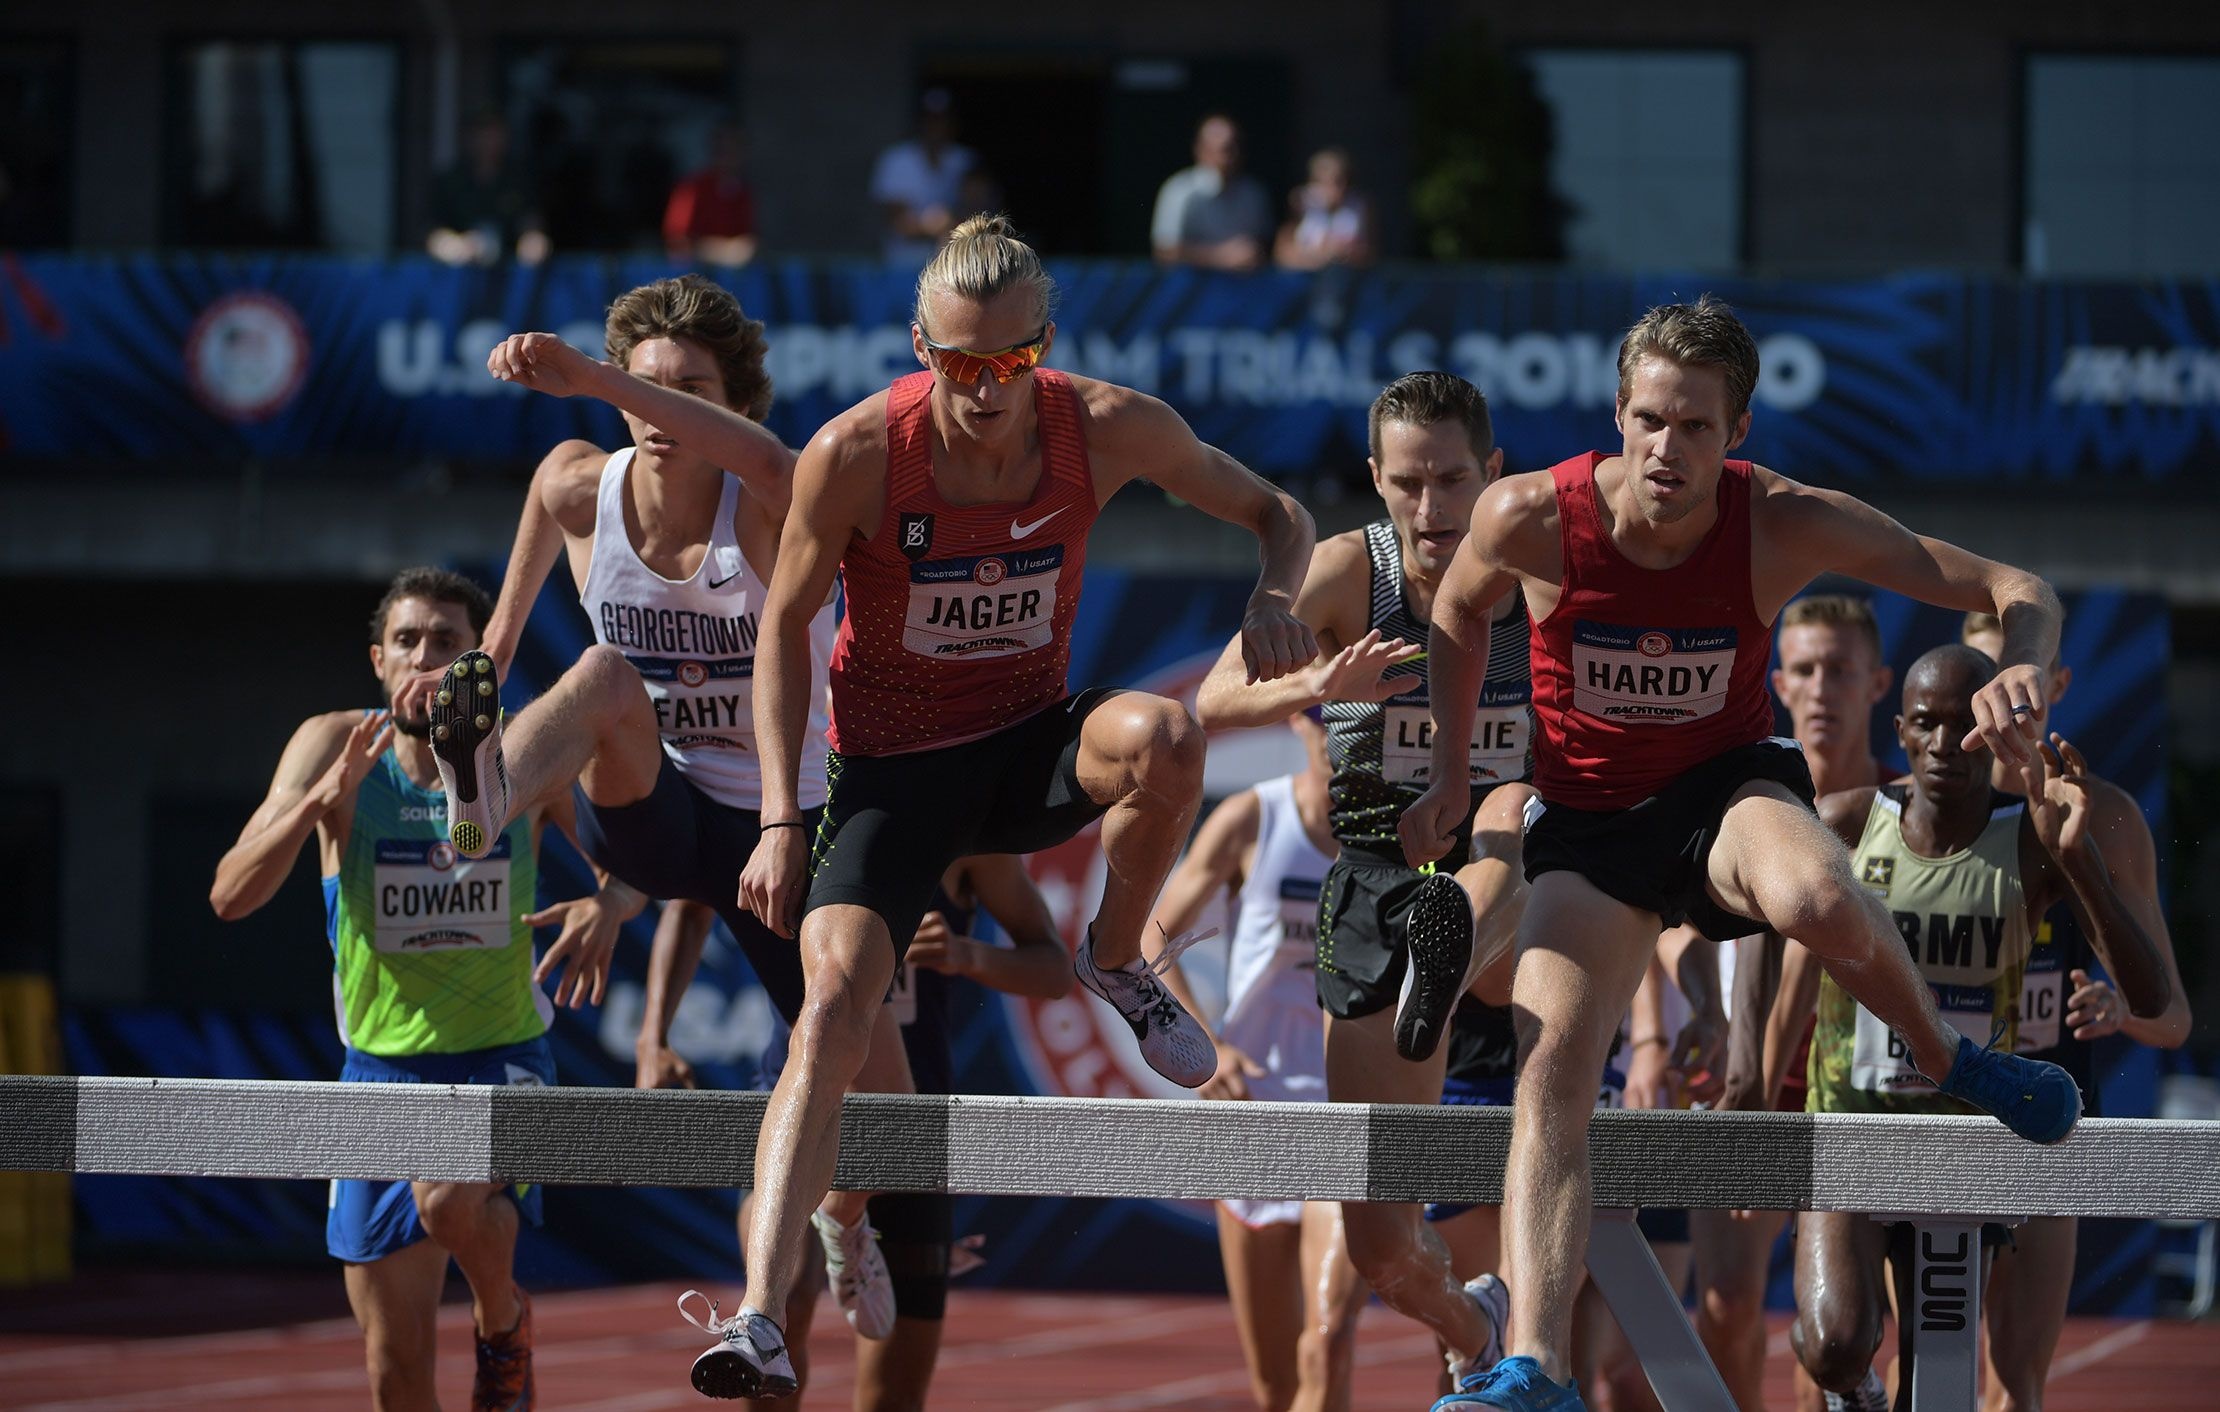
[869,88,977,265]
[1275,147,1374,269]
[1151,114,1273,271]
[664,121,759,266]
[427,112,549,266]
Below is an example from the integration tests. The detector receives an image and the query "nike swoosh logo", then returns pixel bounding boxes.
[1010,507,1065,540]
[706,570,740,589]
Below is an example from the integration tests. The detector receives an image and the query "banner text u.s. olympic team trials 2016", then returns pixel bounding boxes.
[0,253,2216,483]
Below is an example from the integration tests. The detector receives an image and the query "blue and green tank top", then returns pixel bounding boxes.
[323,730,549,1056]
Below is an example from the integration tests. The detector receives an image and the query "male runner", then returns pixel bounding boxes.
[692,214,1317,1399]
[210,568,641,1412]
[1959,613,2190,1412]
[1404,295,2085,1412]
[1195,371,1528,1383]
[1697,594,1896,1412]
[1143,710,1369,1412]
[1756,646,2172,1412]
[403,275,908,1333]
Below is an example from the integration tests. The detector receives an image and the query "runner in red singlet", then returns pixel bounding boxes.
[683,215,1317,1401]
[1401,296,2091,1412]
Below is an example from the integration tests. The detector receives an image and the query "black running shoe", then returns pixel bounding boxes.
[428,650,508,859]
[1396,871,1474,1062]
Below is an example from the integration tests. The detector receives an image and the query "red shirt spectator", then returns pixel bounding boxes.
[663,124,758,266]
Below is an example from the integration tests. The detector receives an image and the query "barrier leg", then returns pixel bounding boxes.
[1900,1218,1986,1412]
[1584,1209,1737,1412]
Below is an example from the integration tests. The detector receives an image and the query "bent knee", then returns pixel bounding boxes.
[1793,1316,1878,1392]
[1101,697,1205,783]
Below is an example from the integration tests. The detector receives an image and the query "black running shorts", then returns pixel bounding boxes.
[805,689,1119,955]
[1314,852,1443,1021]
[1523,737,1817,942]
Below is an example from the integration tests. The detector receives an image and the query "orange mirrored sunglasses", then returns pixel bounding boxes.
[922,328,1049,385]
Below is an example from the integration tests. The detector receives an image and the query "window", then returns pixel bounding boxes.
[500,38,740,253]
[2025,55,2220,277]
[1524,49,1744,272]
[166,41,400,252]
[0,41,73,248]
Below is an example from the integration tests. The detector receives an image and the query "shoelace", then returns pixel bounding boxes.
[677,1289,751,1344]
[1119,925,1219,1028]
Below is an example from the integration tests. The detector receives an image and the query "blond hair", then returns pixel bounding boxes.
[1782,594,1882,662]
[1617,293,1761,420]
[605,274,772,421]
[913,214,1056,337]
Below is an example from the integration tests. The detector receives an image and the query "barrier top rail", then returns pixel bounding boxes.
[5,1077,2215,1220]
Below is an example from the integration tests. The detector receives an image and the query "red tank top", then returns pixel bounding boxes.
[826,368,1098,756]
[1529,452,1775,809]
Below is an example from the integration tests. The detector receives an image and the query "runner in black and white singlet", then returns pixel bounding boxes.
[1142,711,1367,1412]
[395,275,907,1347]
[1195,372,1527,1387]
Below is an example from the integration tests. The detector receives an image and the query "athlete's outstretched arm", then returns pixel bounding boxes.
[483,440,602,673]
[911,854,1071,1000]
[2023,743,2183,1035]
[487,332,797,517]
[1399,474,1543,866]
[210,711,387,920]
[1194,534,1415,728]
[2080,781,2192,1048]
[739,425,874,938]
[1088,387,1318,683]
[1762,475,2061,765]
[393,439,600,721]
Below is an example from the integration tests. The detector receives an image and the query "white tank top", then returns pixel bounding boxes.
[578,448,833,811]
[1219,775,1336,1100]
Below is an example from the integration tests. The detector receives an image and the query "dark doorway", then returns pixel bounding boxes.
[1100,56,1294,256]
[916,54,1112,258]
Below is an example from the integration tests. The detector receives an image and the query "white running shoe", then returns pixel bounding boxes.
[428,650,509,859]
[813,1207,897,1339]
[1073,926,1218,1088]
[677,1291,797,1400]
[1444,1272,1510,1380]
[1824,1368,1889,1412]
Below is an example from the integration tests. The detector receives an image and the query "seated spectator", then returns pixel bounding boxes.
[427,112,549,266]
[1275,147,1373,270]
[664,121,759,266]
[1151,114,1273,272]
[870,88,977,266]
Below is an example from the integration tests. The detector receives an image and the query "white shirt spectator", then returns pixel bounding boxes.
[870,139,977,265]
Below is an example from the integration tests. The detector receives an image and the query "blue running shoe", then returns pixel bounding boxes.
[1432,1355,1588,1410]
[1937,1033,2081,1144]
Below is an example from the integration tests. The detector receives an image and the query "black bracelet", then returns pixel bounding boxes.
[760,819,808,831]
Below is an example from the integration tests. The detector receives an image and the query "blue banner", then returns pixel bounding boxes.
[2,253,2216,481]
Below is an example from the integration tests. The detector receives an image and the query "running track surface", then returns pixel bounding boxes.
[1,1270,2211,1410]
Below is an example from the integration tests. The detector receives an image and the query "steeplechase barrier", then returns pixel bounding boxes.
[6,1077,2215,1412]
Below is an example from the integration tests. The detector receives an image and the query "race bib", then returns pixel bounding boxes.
[1571,621,1737,725]
[631,654,756,754]
[373,837,512,953]
[2016,932,2063,1053]
[904,547,1062,660]
[1380,706,1531,786]
[1850,984,1996,1094]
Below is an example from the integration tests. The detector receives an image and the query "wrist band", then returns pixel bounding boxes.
[1630,1035,1669,1050]
[761,819,808,831]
